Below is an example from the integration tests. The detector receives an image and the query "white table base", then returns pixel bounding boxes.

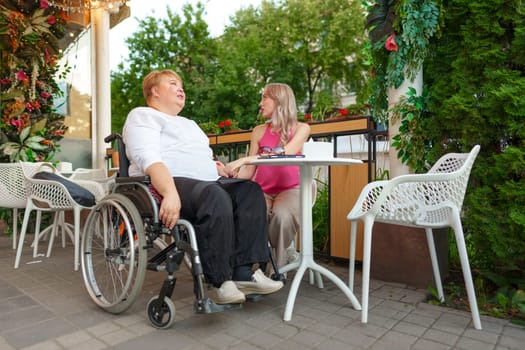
[252,158,363,321]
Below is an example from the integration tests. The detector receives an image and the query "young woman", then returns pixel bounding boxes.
[225,83,310,267]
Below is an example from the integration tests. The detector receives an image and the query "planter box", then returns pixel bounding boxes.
[370,223,449,289]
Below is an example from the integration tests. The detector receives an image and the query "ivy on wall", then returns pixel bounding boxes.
[363,0,442,125]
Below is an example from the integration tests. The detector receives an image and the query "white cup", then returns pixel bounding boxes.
[303,140,333,159]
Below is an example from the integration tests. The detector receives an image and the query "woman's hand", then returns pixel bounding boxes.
[159,192,181,230]
[146,162,182,229]
[224,158,245,177]
[225,156,259,178]
[216,161,229,177]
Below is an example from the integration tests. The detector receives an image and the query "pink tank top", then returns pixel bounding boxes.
[253,125,300,194]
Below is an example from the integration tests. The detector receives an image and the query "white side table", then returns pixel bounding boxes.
[250,156,363,321]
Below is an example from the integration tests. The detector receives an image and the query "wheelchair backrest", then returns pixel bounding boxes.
[104,133,158,219]
[117,137,130,177]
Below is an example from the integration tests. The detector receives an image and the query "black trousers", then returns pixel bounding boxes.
[173,176,269,286]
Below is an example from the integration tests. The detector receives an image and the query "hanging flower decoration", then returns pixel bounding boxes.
[385,33,398,52]
[0,0,69,162]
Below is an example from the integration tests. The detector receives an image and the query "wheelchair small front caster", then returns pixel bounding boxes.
[147,296,175,329]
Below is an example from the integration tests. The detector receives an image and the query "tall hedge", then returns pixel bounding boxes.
[424,0,525,272]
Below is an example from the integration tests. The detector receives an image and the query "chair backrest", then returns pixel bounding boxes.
[374,145,480,226]
[20,162,89,210]
[0,163,27,208]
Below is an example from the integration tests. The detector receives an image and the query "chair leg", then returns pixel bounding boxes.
[360,216,374,324]
[452,214,482,330]
[349,220,358,291]
[425,228,444,302]
[12,208,18,250]
[46,213,61,258]
[73,208,81,271]
[14,205,34,269]
[31,210,44,258]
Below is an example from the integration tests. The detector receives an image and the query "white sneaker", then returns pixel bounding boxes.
[212,281,246,304]
[235,269,284,295]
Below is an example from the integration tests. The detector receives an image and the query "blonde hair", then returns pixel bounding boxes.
[263,83,298,145]
[142,69,182,104]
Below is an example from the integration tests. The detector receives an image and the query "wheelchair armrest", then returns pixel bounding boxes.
[116,175,151,184]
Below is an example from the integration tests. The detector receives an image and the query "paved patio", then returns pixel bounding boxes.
[0,233,523,350]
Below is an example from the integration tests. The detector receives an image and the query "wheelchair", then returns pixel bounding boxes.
[80,134,284,329]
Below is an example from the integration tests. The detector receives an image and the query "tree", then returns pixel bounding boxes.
[110,0,369,132]
[424,0,525,273]
[218,0,367,117]
[110,2,217,132]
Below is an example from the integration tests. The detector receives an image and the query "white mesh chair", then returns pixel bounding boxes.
[347,145,482,330]
[14,162,105,271]
[33,167,114,250]
[0,163,42,249]
[68,167,116,195]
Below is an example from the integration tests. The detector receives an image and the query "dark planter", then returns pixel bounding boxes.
[370,222,449,289]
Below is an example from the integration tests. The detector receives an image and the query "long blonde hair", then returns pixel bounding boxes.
[263,83,298,145]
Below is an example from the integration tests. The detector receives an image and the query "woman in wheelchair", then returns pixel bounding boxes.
[122,69,283,305]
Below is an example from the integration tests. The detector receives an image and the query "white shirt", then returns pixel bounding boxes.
[123,107,219,181]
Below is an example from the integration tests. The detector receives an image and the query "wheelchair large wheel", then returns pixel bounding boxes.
[81,193,147,314]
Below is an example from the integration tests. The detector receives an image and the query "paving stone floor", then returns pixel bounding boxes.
[1,233,524,350]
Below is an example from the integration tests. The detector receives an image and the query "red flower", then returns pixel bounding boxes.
[31,100,41,111]
[40,0,49,9]
[339,108,348,117]
[16,70,28,81]
[47,15,55,25]
[0,78,10,85]
[218,121,224,128]
[304,113,311,120]
[224,119,232,127]
[40,91,51,99]
[26,102,34,111]
[11,119,21,129]
[385,33,398,52]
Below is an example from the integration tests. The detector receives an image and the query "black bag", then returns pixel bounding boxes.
[33,171,96,207]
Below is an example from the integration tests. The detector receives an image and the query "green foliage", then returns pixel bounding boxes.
[197,121,220,135]
[389,86,433,173]
[424,0,525,276]
[0,1,68,163]
[311,90,337,121]
[414,0,525,322]
[363,0,442,124]
[312,177,329,254]
[110,2,218,131]
[110,0,368,132]
[0,208,13,236]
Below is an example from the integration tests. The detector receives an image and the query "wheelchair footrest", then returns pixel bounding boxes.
[194,298,242,314]
[245,294,264,302]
